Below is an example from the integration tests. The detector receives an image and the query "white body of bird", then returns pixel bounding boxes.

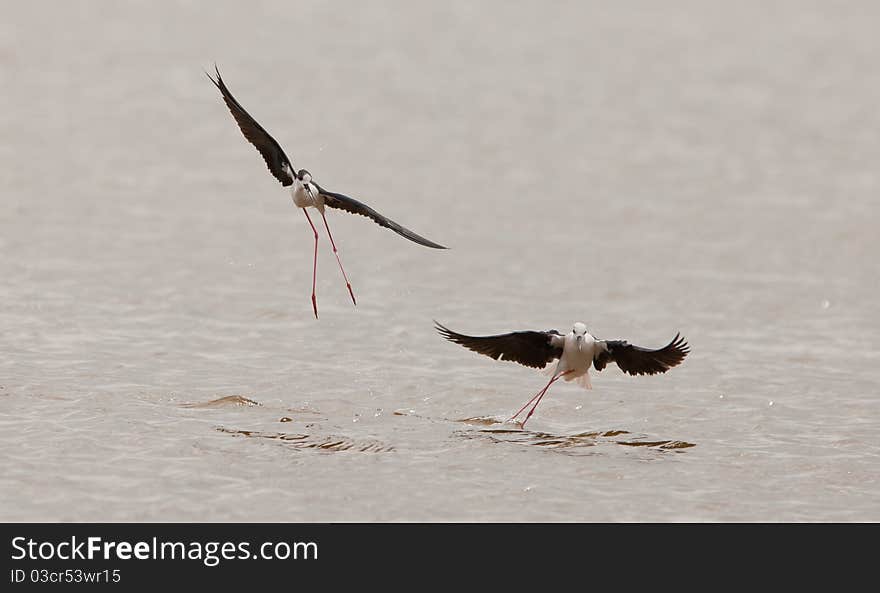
[290,175,323,211]
[544,322,604,389]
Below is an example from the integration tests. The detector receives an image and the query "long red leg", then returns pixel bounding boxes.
[508,381,554,422]
[509,370,573,428]
[522,375,564,428]
[319,210,356,306]
[303,210,319,319]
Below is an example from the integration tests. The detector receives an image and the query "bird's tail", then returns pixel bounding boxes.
[571,371,592,390]
[539,365,593,390]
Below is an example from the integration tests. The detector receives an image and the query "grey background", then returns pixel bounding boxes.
[1,1,877,520]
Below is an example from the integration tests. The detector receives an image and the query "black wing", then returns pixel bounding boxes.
[207,65,295,187]
[319,187,447,249]
[593,333,690,376]
[435,321,562,369]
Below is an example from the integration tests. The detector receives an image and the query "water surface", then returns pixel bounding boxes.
[1,1,878,521]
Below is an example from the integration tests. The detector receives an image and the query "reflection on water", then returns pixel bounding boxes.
[396,412,696,453]
[216,426,395,453]
[180,395,262,408]
[455,416,694,453]
[458,425,695,454]
[455,416,501,426]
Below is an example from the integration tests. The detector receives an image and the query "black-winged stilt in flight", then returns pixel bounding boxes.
[207,66,446,318]
[435,321,689,427]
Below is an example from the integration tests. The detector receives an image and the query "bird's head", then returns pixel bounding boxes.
[297,169,312,184]
[572,322,588,348]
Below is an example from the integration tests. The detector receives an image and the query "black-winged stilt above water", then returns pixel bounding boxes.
[435,321,689,427]
[207,66,446,318]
